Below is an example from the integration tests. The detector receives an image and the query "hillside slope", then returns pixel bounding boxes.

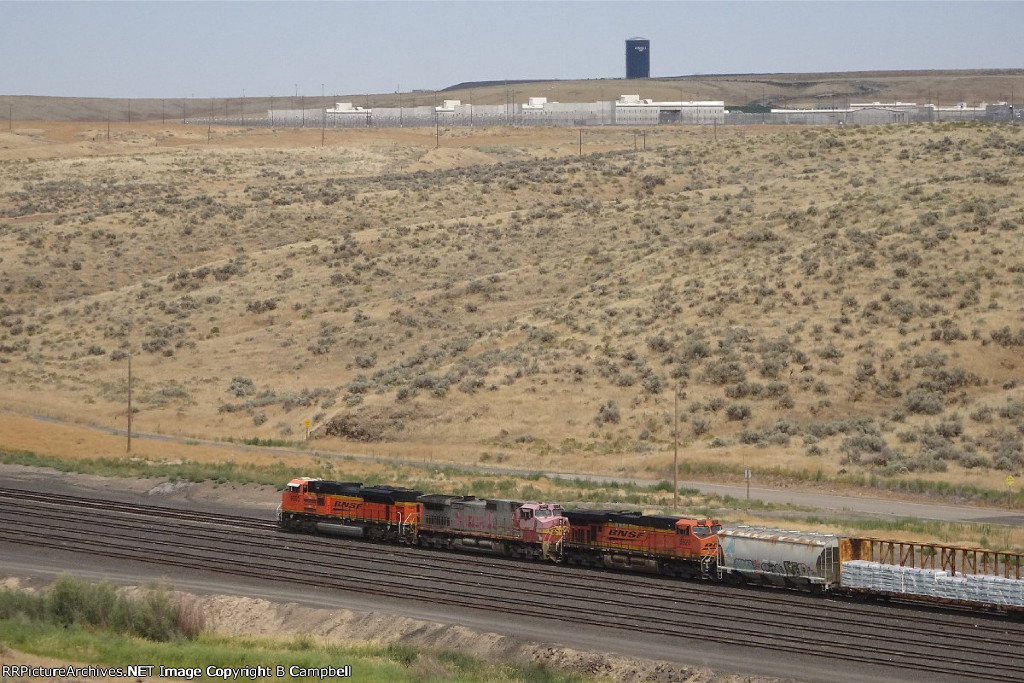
[1,120,1024,492]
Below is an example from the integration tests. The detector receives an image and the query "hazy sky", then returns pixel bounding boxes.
[2,1,1021,99]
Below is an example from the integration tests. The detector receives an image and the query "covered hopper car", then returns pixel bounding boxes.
[718,525,1024,612]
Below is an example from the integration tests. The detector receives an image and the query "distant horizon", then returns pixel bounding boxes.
[2,2,1022,100]
[3,67,1023,102]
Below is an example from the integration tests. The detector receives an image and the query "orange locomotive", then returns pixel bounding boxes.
[278,477,569,561]
[279,478,422,542]
[564,509,722,578]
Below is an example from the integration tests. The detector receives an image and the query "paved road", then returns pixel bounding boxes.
[5,409,1023,526]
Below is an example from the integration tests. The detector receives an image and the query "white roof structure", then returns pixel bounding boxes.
[326,102,371,114]
[615,94,723,108]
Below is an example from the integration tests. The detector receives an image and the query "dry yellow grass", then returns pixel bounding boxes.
[2,109,1024,502]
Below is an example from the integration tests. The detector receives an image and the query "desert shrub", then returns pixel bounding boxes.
[246,298,278,314]
[990,326,1024,347]
[614,373,637,387]
[889,299,916,323]
[596,400,621,424]
[960,452,991,469]
[930,320,967,343]
[346,376,373,394]
[640,372,664,394]
[229,376,255,397]
[739,429,764,445]
[19,575,203,641]
[680,337,711,361]
[459,377,485,394]
[904,389,945,415]
[907,453,948,473]
[818,344,844,360]
[840,433,890,462]
[919,366,982,394]
[691,416,710,436]
[998,399,1024,421]
[354,354,376,369]
[970,405,994,423]
[646,335,671,353]
[726,404,751,421]
[935,417,963,439]
[703,360,746,385]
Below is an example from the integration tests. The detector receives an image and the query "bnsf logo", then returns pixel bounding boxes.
[332,500,360,510]
[608,529,645,539]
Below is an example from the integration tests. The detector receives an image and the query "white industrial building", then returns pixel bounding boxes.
[238,93,1005,129]
[614,94,725,125]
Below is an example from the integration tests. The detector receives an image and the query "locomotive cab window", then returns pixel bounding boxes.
[693,525,711,538]
[677,526,690,536]
[287,483,301,493]
[520,509,534,520]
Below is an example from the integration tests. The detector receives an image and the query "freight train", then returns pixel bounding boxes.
[278,477,1024,614]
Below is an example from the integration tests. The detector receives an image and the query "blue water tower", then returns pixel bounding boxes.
[626,38,650,79]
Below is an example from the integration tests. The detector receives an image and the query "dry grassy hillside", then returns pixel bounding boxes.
[2,119,1024,493]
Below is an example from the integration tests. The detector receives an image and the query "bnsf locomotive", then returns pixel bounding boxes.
[279,477,1024,613]
[564,509,721,578]
[279,477,720,572]
[279,477,569,561]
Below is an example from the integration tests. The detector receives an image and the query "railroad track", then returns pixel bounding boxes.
[1,488,1022,681]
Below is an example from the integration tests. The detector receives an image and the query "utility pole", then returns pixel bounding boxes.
[126,354,133,454]
[673,381,679,510]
